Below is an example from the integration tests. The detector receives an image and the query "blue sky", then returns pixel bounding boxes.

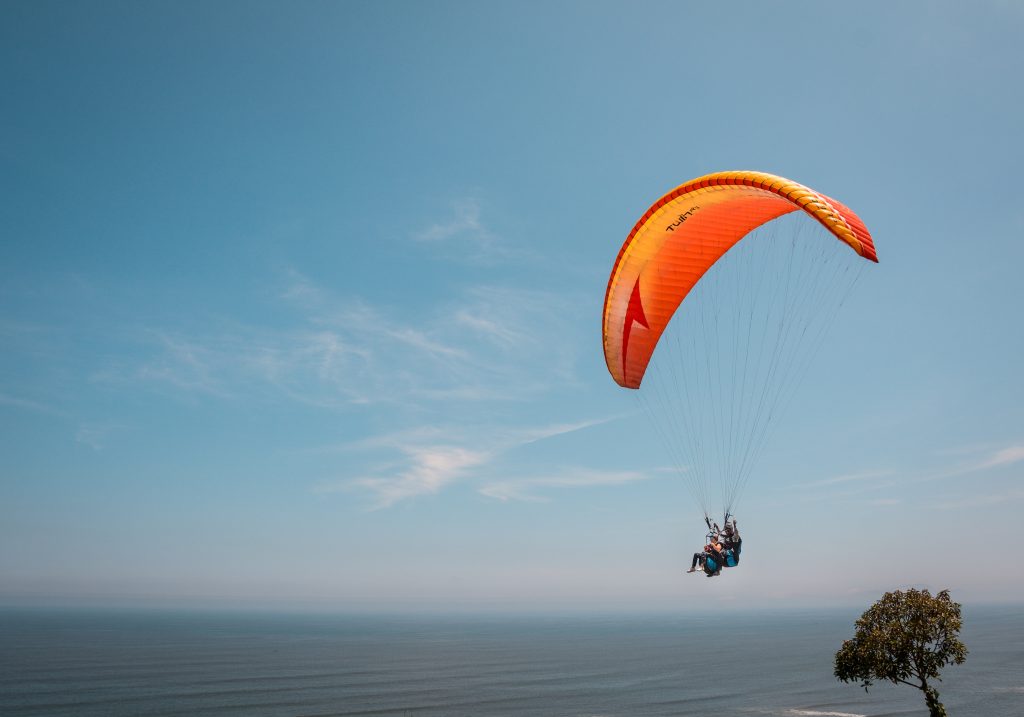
[2,1,1022,612]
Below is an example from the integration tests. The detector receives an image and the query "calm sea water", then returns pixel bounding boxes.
[1,606,1021,716]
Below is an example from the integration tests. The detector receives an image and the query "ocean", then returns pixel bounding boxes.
[1,606,1021,716]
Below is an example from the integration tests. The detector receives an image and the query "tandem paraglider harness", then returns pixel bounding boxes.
[702,514,741,576]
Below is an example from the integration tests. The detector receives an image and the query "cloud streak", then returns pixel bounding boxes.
[795,470,894,489]
[974,445,1024,471]
[913,442,1024,483]
[345,445,493,509]
[75,422,126,451]
[97,273,584,412]
[479,468,649,503]
[927,489,1024,511]
[411,198,510,264]
[323,417,625,508]
[0,392,67,417]
[414,198,489,244]
[802,442,1024,492]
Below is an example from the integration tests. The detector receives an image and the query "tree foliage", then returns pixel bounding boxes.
[834,588,967,717]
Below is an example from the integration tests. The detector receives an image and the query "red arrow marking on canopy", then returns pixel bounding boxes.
[622,278,649,382]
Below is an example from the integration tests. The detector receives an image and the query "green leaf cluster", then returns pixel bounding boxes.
[834,588,967,717]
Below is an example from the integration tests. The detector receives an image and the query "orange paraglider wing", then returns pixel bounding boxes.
[602,170,877,389]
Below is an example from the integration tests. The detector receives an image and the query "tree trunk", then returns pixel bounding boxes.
[924,685,947,717]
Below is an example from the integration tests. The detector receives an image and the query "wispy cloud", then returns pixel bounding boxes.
[796,442,1024,498]
[97,274,584,411]
[342,445,493,509]
[283,277,583,403]
[94,325,373,408]
[135,332,232,398]
[455,309,523,347]
[0,392,66,417]
[928,489,1024,511]
[791,441,1024,511]
[411,198,507,262]
[75,422,126,451]
[411,198,537,265]
[322,417,622,508]
[507,417,619,446]
[974,445,1024,471]
[415,198,489,244]
[914,442,1024,483]
[330,416,614,455]
[479,468,649,503]
[795,469,893,489]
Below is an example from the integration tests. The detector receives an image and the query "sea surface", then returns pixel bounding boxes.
[1,606,1021,716]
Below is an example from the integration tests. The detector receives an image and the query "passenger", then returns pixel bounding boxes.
[687,535,724,574]
[704,536,725,575]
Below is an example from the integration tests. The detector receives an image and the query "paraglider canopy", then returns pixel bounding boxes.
[603,170,877,390]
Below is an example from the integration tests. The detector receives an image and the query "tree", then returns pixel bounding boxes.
[835,588,967,717]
